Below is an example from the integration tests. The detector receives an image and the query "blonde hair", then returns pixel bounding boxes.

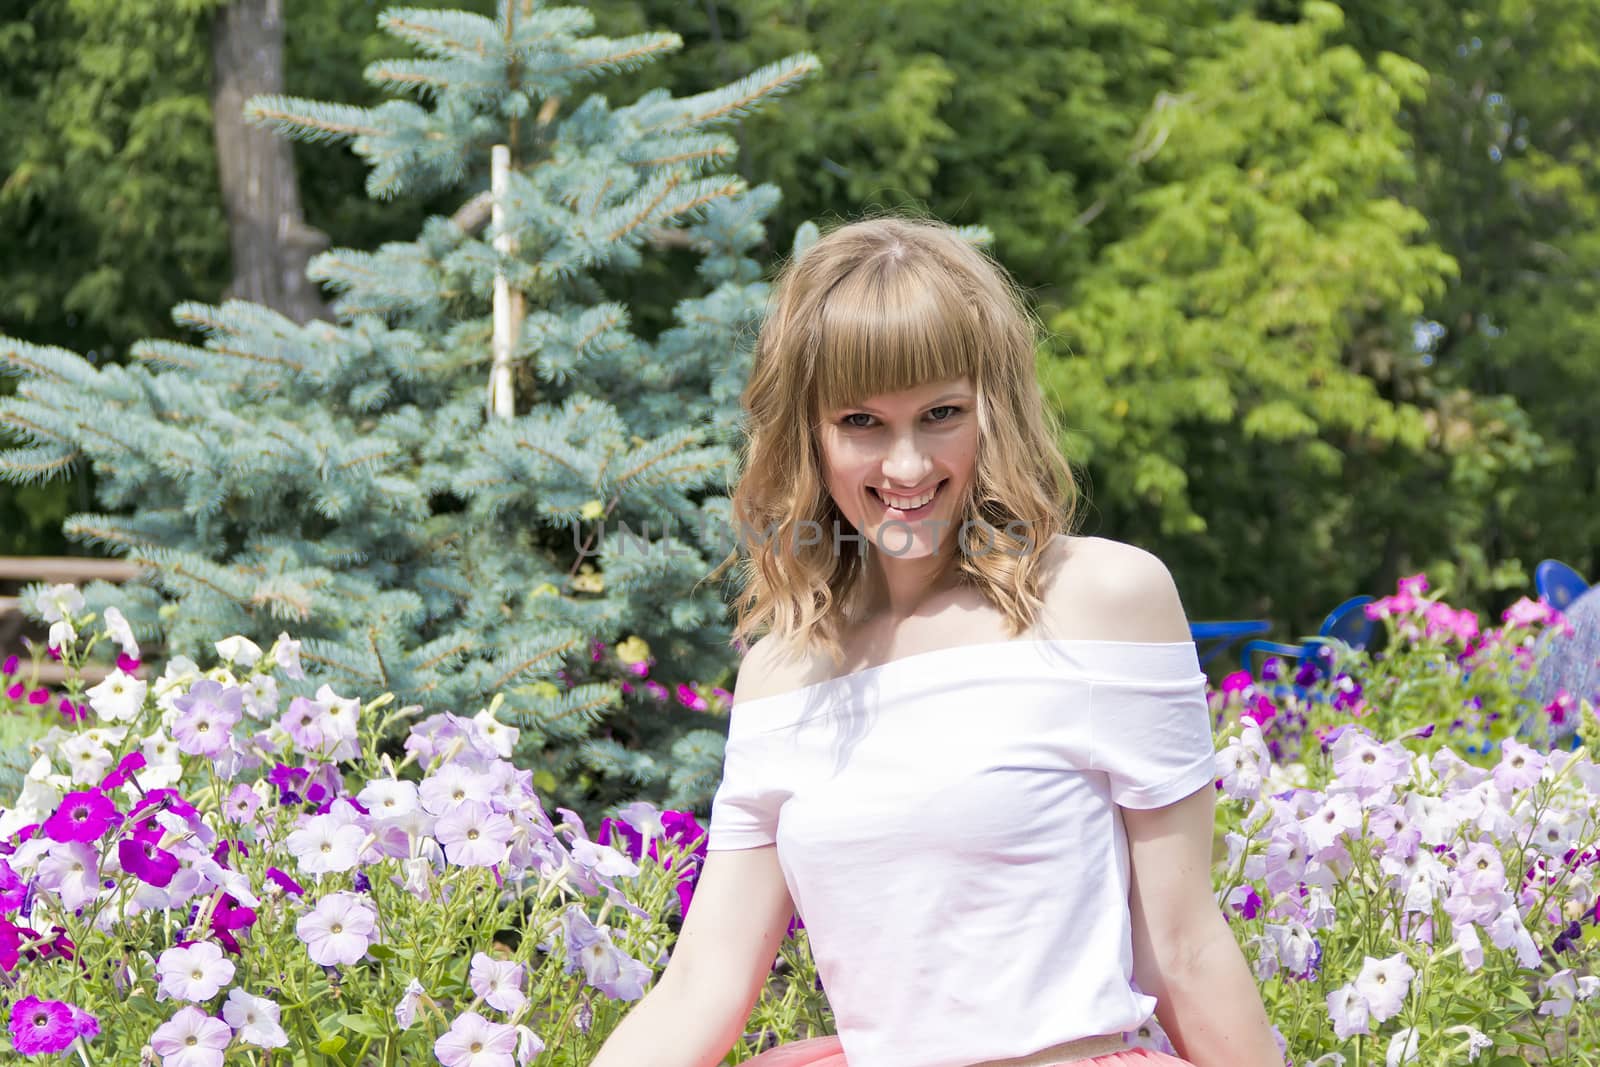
[707,211,1080,669]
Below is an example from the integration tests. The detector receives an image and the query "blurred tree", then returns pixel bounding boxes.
[0,0,229,552]
[1332,0,1600,588]
[0,0,489,555]
[210,0,330,321]
[1044,2,1548,634]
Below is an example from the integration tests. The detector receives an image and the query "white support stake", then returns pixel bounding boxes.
[488,144,517,420]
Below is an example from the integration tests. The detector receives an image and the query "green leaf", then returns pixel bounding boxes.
[317,1036,347,1054]
[340,1013,388,1039]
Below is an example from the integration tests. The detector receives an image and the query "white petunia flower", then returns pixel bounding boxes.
[1386,1027,1420,1067]
[473,709,519,759]
[34,583,83,623]
[214,635,262,669]
[48,619,76,653]
[101,605,140,659]
[87,669,148,723]
[57,733,113,785]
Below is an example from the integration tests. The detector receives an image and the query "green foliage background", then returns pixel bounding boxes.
[3,0,1597,640]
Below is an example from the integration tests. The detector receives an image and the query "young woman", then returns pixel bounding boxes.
[590,215,1282,1067]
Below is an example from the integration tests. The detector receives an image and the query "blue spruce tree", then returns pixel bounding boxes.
[0,4,820,819]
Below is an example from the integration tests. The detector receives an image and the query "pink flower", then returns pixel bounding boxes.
[171,681,242,759]
[435,800,512,868]
[1491,739,1545,793]
[156,941,236,1003]
[296,891,377,966]
[221,989,287,1048]
[1326,983,1370,1039]
[149,1006,231,1067]
[434,1011,517,1067]
[469,952,528,1014]
[224,784,262,824]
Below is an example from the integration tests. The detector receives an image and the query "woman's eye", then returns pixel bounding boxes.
[841,406,961,429]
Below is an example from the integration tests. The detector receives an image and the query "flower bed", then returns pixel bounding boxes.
[1,575,1596,1064]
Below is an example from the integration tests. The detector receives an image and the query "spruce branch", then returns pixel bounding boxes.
[244,97,383,143]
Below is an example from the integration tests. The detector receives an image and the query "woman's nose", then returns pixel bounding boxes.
[881,435,932,487]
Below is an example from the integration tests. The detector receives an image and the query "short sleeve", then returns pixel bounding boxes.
[1089,645,1216,809]
[705,733,780,850]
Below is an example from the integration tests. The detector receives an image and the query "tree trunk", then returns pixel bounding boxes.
[209,0,330,323]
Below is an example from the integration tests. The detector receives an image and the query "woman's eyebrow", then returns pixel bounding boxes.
[848,391,972,413]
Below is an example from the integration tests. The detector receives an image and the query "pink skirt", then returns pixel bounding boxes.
[742,1036,1195,1066]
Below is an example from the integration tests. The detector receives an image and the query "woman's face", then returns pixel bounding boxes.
[815,375,979,560]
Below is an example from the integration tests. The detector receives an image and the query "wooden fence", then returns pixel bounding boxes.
[0,556,147,685]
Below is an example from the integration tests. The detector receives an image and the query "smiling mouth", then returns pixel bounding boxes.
[869,479,947,517]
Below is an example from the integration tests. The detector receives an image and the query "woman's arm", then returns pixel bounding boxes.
[1124,782,1283,1067]
[1055,539,1282,1065]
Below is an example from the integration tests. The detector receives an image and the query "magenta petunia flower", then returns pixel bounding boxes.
[119,838,181,888]
[100,752,147,792]
[68,1004,98,1041]
[43,789,120,844]
[0,858,25,912]
[8,995,77,1055]
[1,916,32,972]
[211,894,258,955]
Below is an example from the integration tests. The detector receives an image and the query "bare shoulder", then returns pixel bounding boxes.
[1040,535,1192,644]
[732,632,818,705]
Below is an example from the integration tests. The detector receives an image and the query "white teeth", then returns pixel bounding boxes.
[878,484,939,511]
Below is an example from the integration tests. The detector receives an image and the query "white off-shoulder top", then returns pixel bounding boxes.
[704,638,1217,1067]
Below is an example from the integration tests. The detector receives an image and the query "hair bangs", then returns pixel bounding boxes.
[809,257,984,420]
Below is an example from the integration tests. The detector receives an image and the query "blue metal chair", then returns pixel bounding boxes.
[1535,559,1590,612]
[1240,596,1376,698]
[1190,619,1271,669]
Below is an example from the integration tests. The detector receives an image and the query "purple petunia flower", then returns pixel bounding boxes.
[265,867,304,896]
[559,904,650,1000]
[42,789,120,844]
[8,995,77,1055]
[128,789,197,822]
[119,838,181,888]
